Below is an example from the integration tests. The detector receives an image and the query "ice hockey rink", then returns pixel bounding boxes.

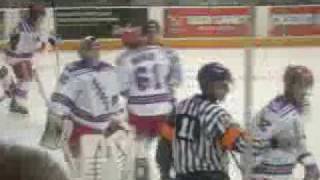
[0,47,319,179]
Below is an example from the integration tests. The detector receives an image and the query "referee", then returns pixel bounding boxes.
[173,63,249,180]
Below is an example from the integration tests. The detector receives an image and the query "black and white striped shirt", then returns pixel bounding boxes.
[173,95,246,175]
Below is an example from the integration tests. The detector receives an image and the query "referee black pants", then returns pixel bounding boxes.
[156,136,173,180]
[176,171,230,180]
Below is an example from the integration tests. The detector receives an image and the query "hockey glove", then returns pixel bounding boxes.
[220,126,251,151]
[304,164,320,180]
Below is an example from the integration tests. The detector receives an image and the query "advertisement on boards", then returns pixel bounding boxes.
[164,7,252,37]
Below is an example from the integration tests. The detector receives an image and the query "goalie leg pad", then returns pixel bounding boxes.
[68,123,102,158]
[40,114,73,150]
[79,134,126,180]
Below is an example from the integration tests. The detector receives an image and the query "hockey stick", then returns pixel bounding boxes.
[33,69,49,106]
[50,0,61,78]
[230,151,245,175]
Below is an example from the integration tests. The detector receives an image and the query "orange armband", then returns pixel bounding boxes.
[220,127,243,150]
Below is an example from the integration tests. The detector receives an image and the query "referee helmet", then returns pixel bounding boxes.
[197,62,232,95]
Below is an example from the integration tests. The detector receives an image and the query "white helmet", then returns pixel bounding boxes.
[78,36,101,60]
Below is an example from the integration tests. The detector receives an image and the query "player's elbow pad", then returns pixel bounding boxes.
[220,127,244,151]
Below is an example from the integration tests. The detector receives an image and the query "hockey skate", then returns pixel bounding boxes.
[9,99,28,114]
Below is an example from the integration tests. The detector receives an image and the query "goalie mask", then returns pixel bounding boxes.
[284,65,314,107]
[78,36,101,60]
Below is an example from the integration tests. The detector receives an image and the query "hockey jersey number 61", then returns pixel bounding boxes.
[116,46,182,116]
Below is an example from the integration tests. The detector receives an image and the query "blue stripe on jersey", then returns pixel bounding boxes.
[267,96,299,118]
[253,163,295,175]
[279,106,295,118]
[51,93,116,122]
[5,49,33,58]
[128,93,173,104]
[19,19,33,33]
[66,60,113,73]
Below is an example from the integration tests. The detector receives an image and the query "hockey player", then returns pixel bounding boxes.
[143,20,178,180]
[173,62,250,180]
[40,36,127,176]
[4,4,49,114]
[244,65,320,180]
[116,20,182,180]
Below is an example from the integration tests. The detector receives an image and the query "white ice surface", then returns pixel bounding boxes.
[0,47,319,179]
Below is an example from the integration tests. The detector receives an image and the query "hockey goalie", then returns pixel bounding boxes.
[40,36,132,179]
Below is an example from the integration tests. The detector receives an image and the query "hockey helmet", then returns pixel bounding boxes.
[142,20,160,35]
[284,65,314,89]
[197,62,232,93]
[142,20,161,45]
[29,4,46,20]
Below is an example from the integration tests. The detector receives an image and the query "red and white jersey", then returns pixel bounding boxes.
[246,95,316,178]
[116,45,182,116]
[49,60,124,131]
[5,19,47,65]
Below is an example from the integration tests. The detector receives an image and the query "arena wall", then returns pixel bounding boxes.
[0,6,319,49]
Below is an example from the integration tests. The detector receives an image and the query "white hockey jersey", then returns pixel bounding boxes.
[116,45,182,116]
[246,95,316,178]
[49,59,124,131]
[5,19,47,65]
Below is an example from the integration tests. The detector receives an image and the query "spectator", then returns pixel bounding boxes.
[0,143,70,180]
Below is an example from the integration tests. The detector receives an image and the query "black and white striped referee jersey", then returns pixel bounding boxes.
[173,94,246,175]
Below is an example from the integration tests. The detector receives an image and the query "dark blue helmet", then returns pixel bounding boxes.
[197,62,232,93]
[142,20,160,35]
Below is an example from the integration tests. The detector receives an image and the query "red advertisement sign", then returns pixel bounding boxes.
[269,6,320,36]
[164,7,252,37]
